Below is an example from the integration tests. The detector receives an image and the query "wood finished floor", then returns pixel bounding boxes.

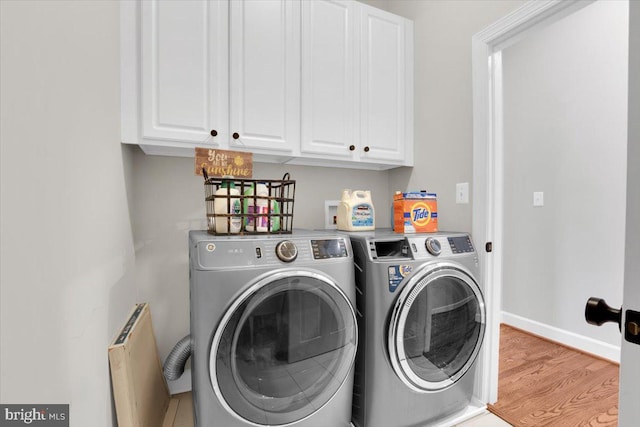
[488,324,619,427]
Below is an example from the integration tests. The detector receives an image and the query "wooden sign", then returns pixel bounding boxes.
[195,147,253,178]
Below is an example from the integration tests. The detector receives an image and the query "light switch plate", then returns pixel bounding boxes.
[456,183,469,204]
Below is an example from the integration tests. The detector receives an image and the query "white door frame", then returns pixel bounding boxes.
[470,0,596,403]
[619,2,640,424]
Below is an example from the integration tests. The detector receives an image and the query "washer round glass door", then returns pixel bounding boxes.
[211,270,357,426]
[388,262,485,392]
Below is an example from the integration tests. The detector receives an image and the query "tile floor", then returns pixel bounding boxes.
[455,412,512,427]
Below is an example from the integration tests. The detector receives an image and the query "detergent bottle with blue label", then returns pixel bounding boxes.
[337,189,375,231]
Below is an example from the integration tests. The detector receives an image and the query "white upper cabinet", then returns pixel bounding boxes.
[300,0,357,159]
[122,0,298,159]
[139,0,227,147]
[121,0,413,168]
[359,4,413,165]
[299,0,413,168]
[121,0,228,155]
[229,1,300,155]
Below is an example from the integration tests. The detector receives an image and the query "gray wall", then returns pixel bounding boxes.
[0,1,136,425]
[501,0,629,346]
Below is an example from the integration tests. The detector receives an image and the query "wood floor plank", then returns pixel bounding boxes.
[488,324,619,427]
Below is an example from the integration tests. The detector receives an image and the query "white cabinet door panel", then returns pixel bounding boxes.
[360,5,407,163]
[141,0,227,145]
[301,0,356,158]
[229,0,300,154]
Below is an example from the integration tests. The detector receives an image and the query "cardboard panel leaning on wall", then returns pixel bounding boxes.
[109,303,194,427]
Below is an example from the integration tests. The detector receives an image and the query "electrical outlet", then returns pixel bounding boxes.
[533,191,544,207]
[456,183,469,204]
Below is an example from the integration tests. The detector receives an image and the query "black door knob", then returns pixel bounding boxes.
[585,297,621,330]
[210,129,218,137]
[363,146,370,152]
[349,145,356,151]
[232,132,240,140]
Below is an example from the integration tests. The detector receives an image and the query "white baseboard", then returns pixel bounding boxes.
[501,312,620,363]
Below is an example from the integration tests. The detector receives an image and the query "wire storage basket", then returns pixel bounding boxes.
[203,172,295,235]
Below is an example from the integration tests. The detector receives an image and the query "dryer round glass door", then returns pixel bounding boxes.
[388,262,485,392]
[211,270,357,425]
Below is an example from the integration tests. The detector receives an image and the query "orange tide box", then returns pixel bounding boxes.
[393,192,438,233]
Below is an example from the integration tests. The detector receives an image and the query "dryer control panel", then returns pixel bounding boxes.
[405,234,477,261]
[447,235,475,254]
[365,235,477,261]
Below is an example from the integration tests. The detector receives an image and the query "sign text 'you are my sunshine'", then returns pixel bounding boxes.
[195,147,253,178]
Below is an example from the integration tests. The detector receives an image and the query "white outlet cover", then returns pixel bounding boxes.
[533,191,544,207]
[324,200,340,229]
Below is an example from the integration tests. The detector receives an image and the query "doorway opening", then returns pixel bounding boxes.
[471,0,628,414]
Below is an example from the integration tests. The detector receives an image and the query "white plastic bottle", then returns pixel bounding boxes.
[213,181,241,233]
[244,183,270,232]
[336,189,375,231]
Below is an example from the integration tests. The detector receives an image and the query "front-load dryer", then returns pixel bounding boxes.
[348,231,486,427]
[189,230,357,427]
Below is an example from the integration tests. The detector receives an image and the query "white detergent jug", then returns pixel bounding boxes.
[336,189,375,231]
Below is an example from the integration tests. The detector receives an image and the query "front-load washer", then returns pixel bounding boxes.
[189,230,357,427]
[348,230,486,427]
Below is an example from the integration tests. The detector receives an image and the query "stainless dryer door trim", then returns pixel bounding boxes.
[209,268,358,426]
[388,261,486,392]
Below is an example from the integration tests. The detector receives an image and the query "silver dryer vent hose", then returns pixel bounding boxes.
[164,335,191,381]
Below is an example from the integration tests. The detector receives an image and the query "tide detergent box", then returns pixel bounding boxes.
[394,191,438,233]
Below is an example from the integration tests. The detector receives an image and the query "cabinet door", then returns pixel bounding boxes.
[301,0,357,159]
[359,4,412,164]
[140,0,227,146]
[229,0,300,155]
